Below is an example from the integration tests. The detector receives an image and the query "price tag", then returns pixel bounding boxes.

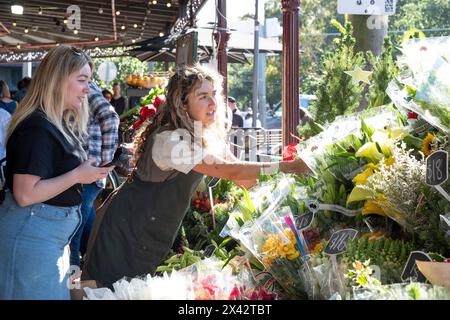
[401,251,432,282]
[295,212,314,230]
[323,229,358,255]
[337,0,396,15]
[202,244,216,258]
[208,177,221,188]
[426,150,448,186]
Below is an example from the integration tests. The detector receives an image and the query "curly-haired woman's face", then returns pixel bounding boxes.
[186,80,217,126]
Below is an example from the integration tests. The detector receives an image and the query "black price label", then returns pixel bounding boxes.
[426,150,448,186]
[208,177,221,188]
[202,244,216,258]
[401,251,432,282]
[323,229,358,255]
[295,212,314,230]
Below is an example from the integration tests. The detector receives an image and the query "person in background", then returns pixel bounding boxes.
[13,77,32,103]
[69,81,120,268]
[0,107,11,160]
[0,80,18,114]
[111,82,126,116]
[0,45,113,300]
[82,64,310,288]
[227,96,243,128]
[0,108,10,204]
[243,108,262,128]
[102,89,113,103]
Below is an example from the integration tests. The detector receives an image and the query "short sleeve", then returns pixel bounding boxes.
[152,129,209,174]
[11,125,56,179]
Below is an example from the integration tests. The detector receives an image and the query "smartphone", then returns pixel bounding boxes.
[100,147,123,167]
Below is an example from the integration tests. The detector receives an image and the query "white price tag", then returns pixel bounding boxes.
[337,0,396,15]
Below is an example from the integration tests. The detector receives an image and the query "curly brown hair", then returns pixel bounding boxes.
[132,64,229,170]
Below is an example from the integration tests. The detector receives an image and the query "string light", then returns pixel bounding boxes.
[94,36,99,41]
[167,2,171,7]
[74,29,78,34]
[24,27,28,33]
[38,7,43,15]
[16,44,21,49]
[133,23,138,28]
[12,21,17,27]
[152,0,157,4]
[115,10,121,15]
[132,39,136,43]
[63,18,68,24]
[159,32,164,37]
[121,25,126,30]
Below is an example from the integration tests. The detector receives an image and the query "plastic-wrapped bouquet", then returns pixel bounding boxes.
[387,36,450,134]
[231,206,309,299]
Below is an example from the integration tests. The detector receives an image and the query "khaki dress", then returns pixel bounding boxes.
[82,128,203,288]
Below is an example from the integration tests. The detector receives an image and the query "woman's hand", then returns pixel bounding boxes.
[280,157,311,175]
[73,159,115,184]
[233,179,258,190]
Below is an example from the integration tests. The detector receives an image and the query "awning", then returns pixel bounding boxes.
[0,0,207,57]
[129,28,282,63]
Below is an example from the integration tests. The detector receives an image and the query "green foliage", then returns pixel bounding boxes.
[309,20,366,125]
[344,237,416,284]
[367,38,398,109]
[156,247,202,273]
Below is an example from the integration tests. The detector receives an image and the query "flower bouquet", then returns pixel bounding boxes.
[387,36,450,134]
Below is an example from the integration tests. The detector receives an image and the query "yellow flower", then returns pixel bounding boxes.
[362,200,386,216]
[311,242,324,255]
[353,260,363,271]
[421,133,435,157]
[352,163,378,184]
[383,157,395,166]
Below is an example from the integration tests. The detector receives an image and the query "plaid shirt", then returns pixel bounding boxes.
[84,81,120,188]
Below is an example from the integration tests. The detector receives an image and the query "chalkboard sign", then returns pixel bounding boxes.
[202,244,216,258]
[323,229,358,255]
[401,251,432,282]
[295,212,315,230]
[426,150,448,186]
[208,177,221,188]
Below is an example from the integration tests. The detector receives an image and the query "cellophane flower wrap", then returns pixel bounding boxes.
[387,36,450,134]
[231,204,309,299]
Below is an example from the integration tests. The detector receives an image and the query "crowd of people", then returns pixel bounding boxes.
[0,45,310,299]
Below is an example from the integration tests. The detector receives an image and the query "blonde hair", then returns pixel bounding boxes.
[6,45,92,148]
[0,80,11,99]
[133,64,230,164]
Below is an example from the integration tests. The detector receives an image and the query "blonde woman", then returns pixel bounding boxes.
[0,46,114,300]
[82,64,310,288]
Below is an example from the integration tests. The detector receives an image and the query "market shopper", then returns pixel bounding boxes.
[0,45,114,300]
[111,82,126,115]
[69,81,120,268]
[82,64,310,288]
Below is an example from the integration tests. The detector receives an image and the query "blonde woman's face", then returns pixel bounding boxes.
[65,63,91,110]
[186,80,217,126]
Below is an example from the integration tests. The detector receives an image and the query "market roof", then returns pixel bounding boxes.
[129,28,282,63]
[0,0,207,56]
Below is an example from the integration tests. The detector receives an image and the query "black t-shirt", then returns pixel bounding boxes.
[111,96,126,115]
[5,110,84,207]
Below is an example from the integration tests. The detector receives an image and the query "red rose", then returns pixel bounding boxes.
[139,105,157,121]
[153,96,165,110]
[407,112,418,119]
[282,143,298,161]
[132,119,142,129]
